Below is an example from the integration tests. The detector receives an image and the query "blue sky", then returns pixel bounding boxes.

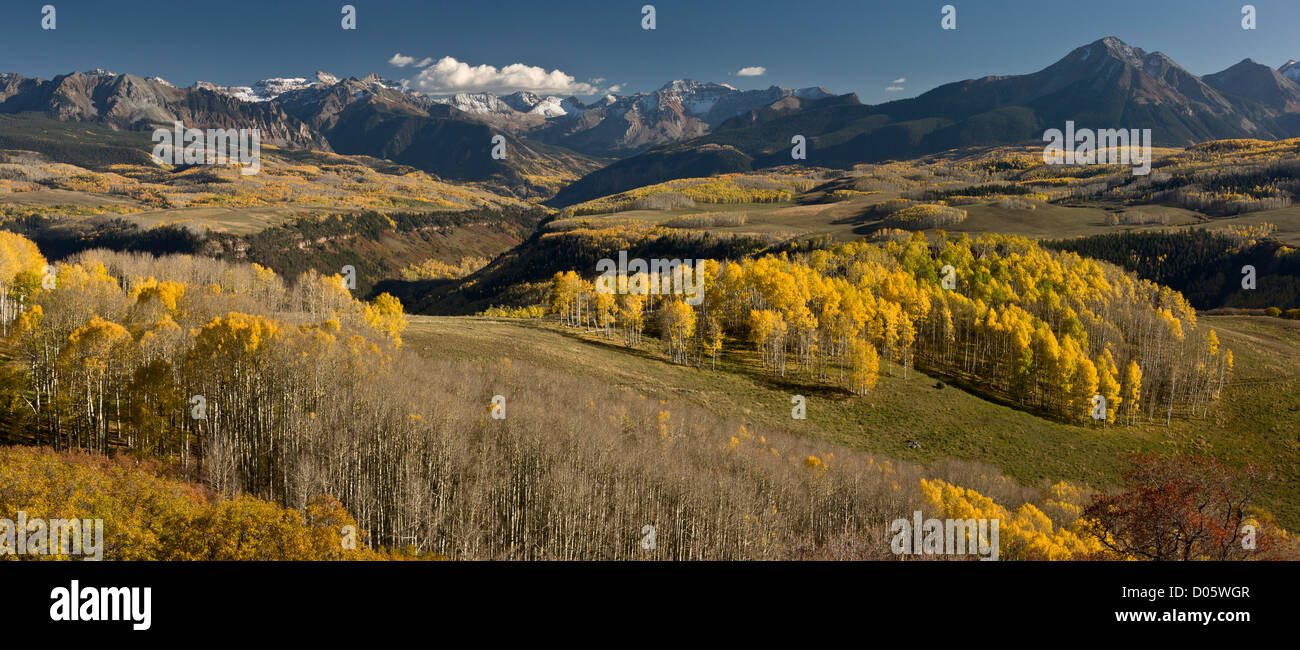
[2,0,1298,103]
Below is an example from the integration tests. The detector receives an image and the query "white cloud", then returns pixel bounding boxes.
[885,85,905,92]
[892,77,906,84]
[607,84,623,93]
[410,56,600,95]
[736,66,767,77]
[389,53,417,67]
[390,54,434,68]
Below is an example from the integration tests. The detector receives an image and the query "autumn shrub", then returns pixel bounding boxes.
[0,446,389,560]
[1079,453,1297,561]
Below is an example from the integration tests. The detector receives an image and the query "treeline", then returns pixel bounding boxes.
[1046,228,1300,310]
[1,214,204,261]
[548,232,1231,425]
[384,221,776,315]
[1095,158,1300,217]
[919,183,1035,201]
[563,174,807,216]
[4,206,545,299]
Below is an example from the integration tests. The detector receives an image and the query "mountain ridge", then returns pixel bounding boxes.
[550,37,1300,206]
[3,38,1298,203]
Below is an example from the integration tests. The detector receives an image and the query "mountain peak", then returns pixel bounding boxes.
[794,86,833,100]
[1071,36,1149,68]
[659,79,736,93]
[1281,60,1300,83]
[1095,36,1139,55]
[1205,55,1300,112]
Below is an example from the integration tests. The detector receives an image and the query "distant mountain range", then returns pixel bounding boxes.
[0,68,828,196]
[190,74,833,158]
[426,80,832,157]
[1,37,1298,203]
[552,37,1300,205]
[0,68,598,196]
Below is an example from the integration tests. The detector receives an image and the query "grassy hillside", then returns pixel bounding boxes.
[403,313,1300,529]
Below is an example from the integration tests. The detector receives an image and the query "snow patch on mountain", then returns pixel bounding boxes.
[528,96,568,117]
[431,92,519,115]
[1281,60,1300,83]
[191,71,350,102]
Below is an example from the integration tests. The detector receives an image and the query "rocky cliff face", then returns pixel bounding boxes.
[0,70,327,148]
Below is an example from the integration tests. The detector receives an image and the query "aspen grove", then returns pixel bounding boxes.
[548,231,1231,425]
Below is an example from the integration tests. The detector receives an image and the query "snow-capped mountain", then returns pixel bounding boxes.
[194,78,308,103]
[430,91,582,118]
[426,79,833,156]
[191,70,388,103]
[178,72,833,155]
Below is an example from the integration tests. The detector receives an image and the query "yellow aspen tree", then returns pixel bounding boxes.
[658,298,695,365]
[699,313,724,369]
[617,292,644,346]
[847,338,879,396]
[1096,349,1121,427]
[1074,356,1099,424]
[363,293,407,346]
[1123,361,1142,426]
